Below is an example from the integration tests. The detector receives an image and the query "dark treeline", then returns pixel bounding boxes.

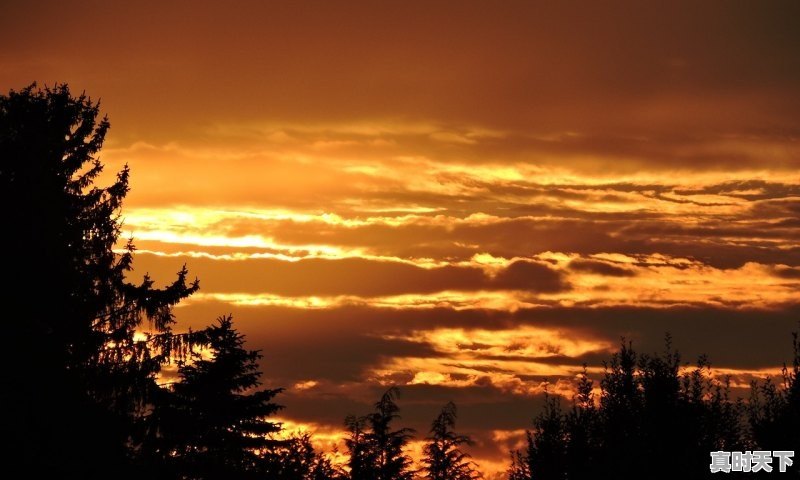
[508,335,800,479]
[1,84,798,479]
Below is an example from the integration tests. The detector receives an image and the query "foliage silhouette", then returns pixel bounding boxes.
[259,433,346,480]
[748,332,800,463]
[421,402,481,480]
[0,84,291,479]
[0,83,202,476]
[345,414,379,480]
[563,367,597,480]
[509,334,800,479]
[152,315,283,479]
[345,387,415,480]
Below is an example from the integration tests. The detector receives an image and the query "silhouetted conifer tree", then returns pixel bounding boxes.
[421,402,480,480]
[748,332,800,464]
[259,433,346,480]
[637,337,685,476]
[159,315,283,479]
[367,387,415,480]
[597,339,643,478]
[506,447,531,480]
[0,83,199,476]
[527,393,567,480]
[563,366,597,480]
[345,387,414,480]
[345,414,378,480]
[508,335,763,480]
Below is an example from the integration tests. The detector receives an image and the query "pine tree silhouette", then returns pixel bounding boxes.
[345,414,378,480]
[748,332,800,467]
[345,387,415,480]
[0,83,199,476]
[258,433,346,480]
[527,392,567,480]
[597,339,643,479]
[421,402,481,480]
[367,387,415,480]
[159,315,283,479]
[506,334,782,480]
[563,367,597,480]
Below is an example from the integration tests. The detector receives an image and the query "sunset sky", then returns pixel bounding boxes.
[3,1,800,476]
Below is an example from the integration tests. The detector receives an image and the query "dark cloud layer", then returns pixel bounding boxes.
[132,254,569,296]
[567,259,636,277]
[175,301,800,387]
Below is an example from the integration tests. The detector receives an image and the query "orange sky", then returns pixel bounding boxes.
[3,1,800,477]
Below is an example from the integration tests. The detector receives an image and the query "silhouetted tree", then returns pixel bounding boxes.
[259,433,346,480]
[509,335,763,480]
[749,332,800,461]
[506,447,531,480]
[159,315,283,479]
[0,83,199,476]
[421,402,481,480]
[563,366,597,480]
[527,393,567,480]
[597,339,643,478]
[345,387,415,480]
[367,387,415,480]
[507,393,567,480]
[345,414,378,480]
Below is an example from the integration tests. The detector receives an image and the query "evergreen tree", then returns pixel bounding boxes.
[506,447,531,480]
[160,315,283,479]
[0,83,199,476]
[421,402,480,480]
[345,388,414,480]
[259,433,346,480]
[748,332,800,465]
[367,387,415,480]
[563,367,597,480]
[509,335,757,479]
[527,393,566,480]
[637,337,685,476]
[596,339,643,479]
[345,414,378,480]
